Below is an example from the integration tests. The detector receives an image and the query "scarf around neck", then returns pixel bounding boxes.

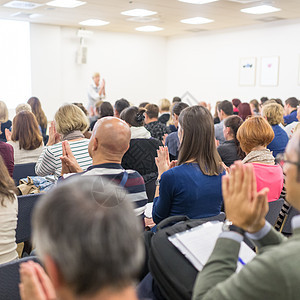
[242,149,275,164]
[62,130,85,141]
[130,126,151,139]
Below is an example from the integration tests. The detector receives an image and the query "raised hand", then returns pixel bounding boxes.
[60,141,83,175]
[47,121,60,146]
[155,146,177,178]
[222,161,269,233]
[5,128,12,141]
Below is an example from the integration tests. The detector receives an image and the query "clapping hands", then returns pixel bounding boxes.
[155,146,177,178]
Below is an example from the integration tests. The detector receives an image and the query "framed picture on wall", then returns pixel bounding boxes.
[239,57,256,86]
[260,56,279,86]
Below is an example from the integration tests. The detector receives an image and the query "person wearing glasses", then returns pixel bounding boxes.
[192,130,300,300]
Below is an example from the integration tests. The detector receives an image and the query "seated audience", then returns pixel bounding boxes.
[285,105,300,138]
[114,98,130,118]
[237,116,283,202]
[213,101,221,124]
[238,102,252,121]
[139,102,149,108]
[0,101,12,142]
[214,100,233,144]
[35,104,92,180]
[15,103,32,114]
[192,132,300,300]
[90,101,114,131]
[145,104,169,141]
[249,99,260,116]
[173,96,181,103]
[27,97,48,145]
[152,106,225,224]
[284,97,299,125]
[6,111,44,164]
[260,96,269,106]
[0,141,14,177]
[60,117,148,217]
[120,106,161,181]
[262,103,289,157]
[217,115,245,167]
[165,102,189,160]
[0,156,18,264]
[232,98,241,115]
[158,98,171,125]
[19,176,144,300]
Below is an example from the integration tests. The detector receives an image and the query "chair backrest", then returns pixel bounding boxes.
[16,194,42,244]
[13,163,36,185]
[145,177,156,203]
[281,206,300,234]
[265,199,284,226]
[0,256,40,300]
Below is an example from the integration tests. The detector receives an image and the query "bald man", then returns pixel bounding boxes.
[60,117,147,217]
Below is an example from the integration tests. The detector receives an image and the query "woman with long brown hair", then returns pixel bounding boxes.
[27,97,48,144]
[152,105,225,224]
[6,111,43,164]
[0,156,18,264]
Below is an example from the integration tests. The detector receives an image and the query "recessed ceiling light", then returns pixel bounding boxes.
[135,25,163,32]
[181,17,214,24]
[46,0,86,8]
[121,9,157,17]
[178,0,219,4]
[241,5,281,14]
[79,19,109,26]
[3,1,43,9]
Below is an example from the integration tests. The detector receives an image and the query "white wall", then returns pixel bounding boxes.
[166,19,300,106]
[30,24,167,120]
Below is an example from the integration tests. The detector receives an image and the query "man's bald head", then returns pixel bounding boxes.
[89,117,131,160]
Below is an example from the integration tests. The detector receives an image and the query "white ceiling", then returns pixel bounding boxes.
[0,0,300,36]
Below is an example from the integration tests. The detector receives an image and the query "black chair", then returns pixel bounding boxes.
[265,199,284,226]
[0,256,40,300]
[16,194,42,244]
[13,163,36,185]
[281,206,300,235]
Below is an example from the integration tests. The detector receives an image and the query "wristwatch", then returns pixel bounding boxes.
[155,178,161,187]
[222,219,245,236]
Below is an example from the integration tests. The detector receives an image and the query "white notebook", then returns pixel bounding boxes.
[168,221,256,272]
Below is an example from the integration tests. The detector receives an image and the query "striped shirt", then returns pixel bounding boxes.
[81,163,148,217]
[35,139,92,180]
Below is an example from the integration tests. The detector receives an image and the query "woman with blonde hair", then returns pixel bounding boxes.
[262,103,289,157]
[158,98,171,125]
[35,104,92,180]
[6,111,44,164]
[27,97,48,145]
[0,101,12,142]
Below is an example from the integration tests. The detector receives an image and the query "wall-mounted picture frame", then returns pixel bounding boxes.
[260,56,279,86]
[239,57,256,86]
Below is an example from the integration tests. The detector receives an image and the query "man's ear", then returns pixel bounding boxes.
[92,137,98,152]
[44,255,64,290]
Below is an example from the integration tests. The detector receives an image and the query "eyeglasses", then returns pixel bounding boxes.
[275,153,300,169]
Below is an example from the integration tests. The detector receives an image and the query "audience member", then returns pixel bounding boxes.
[139,102,149,108]
[274,98,284,107]
[73,102,88,116]
[27,97,48,145]
[217,115,245,167]
[213,101,221,124]
[60,117,148,217]
[284,97,299,125]
[0,141,14,177]
[0,156,18,264]
[237,116,283,202]
[145,104,169,141]
[0,101,12,142]
[20,176,143,300]
[121,106,161,182]
[249,99,260,116]
[152,106,225,224]
[90,101,114,131]
[260,96,269,106]
[158,98,171,125]
[6,111,44,164]
[192,130,300,299]
[165,102,189,160]
[114,98,130,118]
[35,104,92,180]
[285,105,300,138]
[15,103,32,114]
[172,96,181,103]
[262,103,289,157]
[232,98,241,115]
[214,100,233,144]
[238,103,252,121]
